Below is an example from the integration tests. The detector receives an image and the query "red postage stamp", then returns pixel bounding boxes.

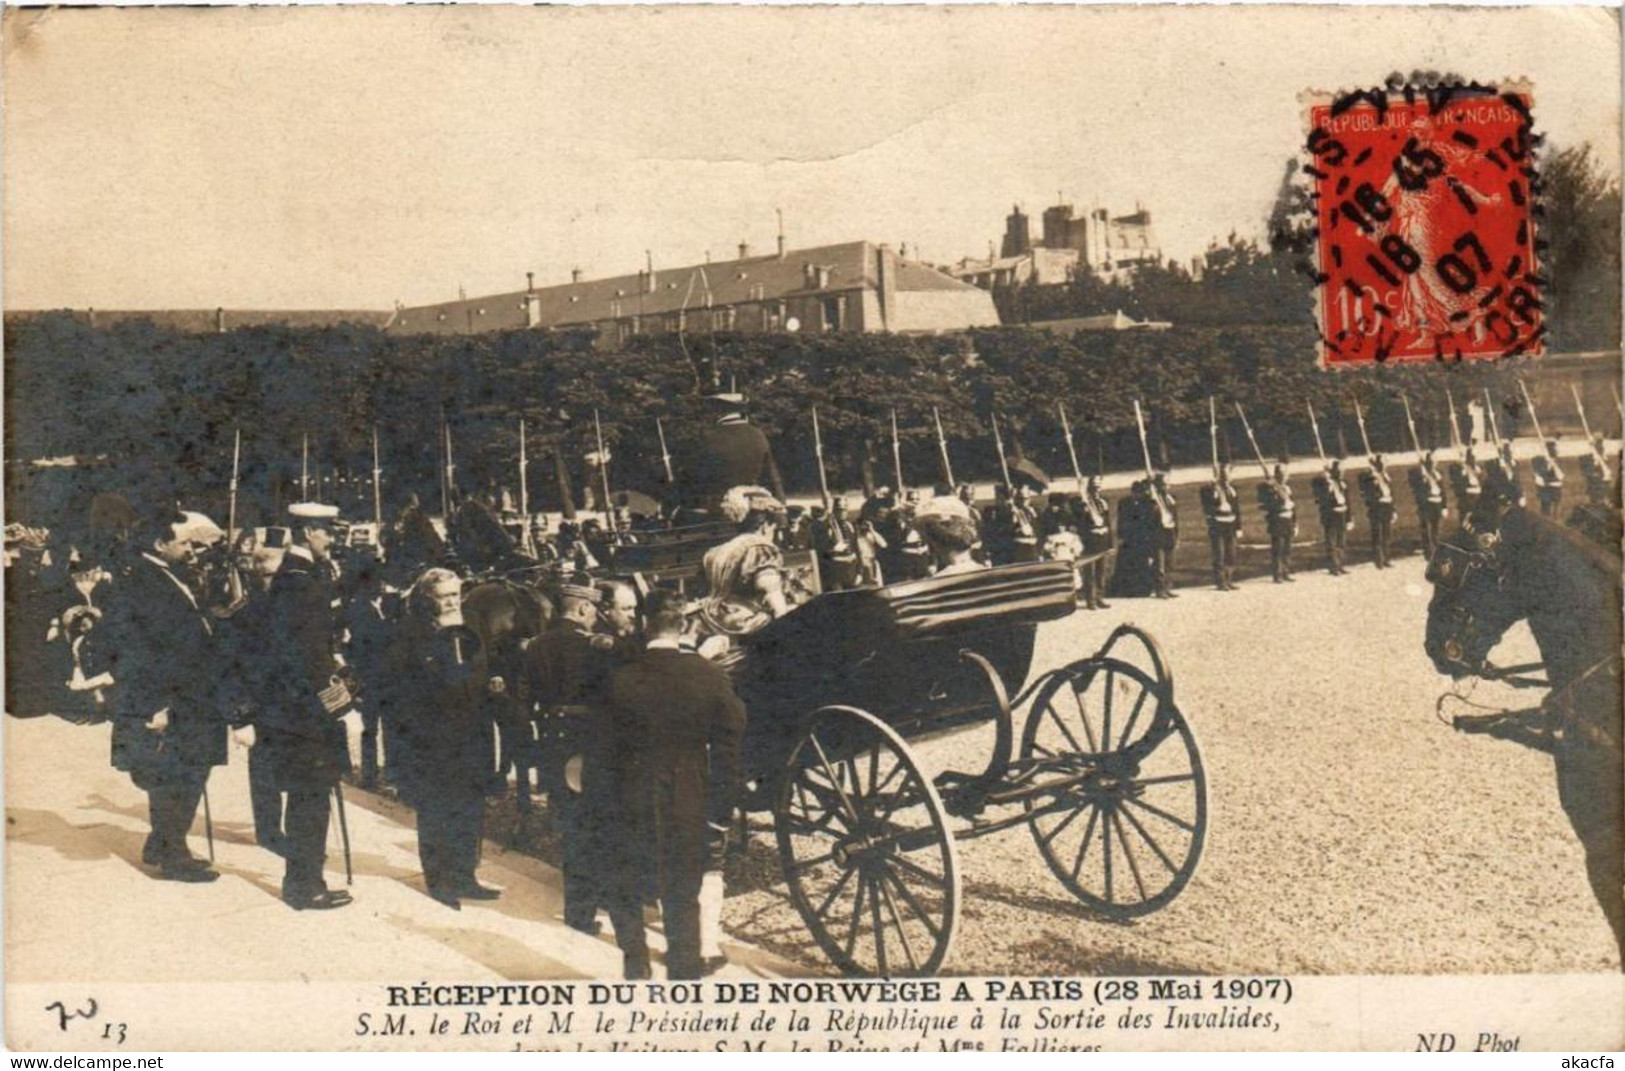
[1304,83,1543,367]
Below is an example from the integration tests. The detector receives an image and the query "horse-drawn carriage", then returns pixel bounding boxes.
[601,522,1208,978]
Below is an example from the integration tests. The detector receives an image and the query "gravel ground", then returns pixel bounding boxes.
[713,555,1622,977]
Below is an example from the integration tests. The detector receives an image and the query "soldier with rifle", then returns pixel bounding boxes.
[1409,451,1449,558]
[1450,446,1483,515]
[1075,475,1113,610]
[1312,458,1353,576]
[1359,454,1397,569]
[1259,464,1297,583]
[1200,401,1241,592]
[1518,379,1564,518]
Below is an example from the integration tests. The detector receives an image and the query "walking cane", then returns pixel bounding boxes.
[202,784,216,864]
[333,784,354,886]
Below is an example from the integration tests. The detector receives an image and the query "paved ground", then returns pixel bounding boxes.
[3,715,796,985]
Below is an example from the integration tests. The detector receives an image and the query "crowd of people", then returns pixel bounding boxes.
[5,387,1619,980]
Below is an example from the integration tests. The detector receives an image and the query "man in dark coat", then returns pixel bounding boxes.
[1074,476,1113,610]
[105,510,229,882]
[383,568,503,909]
[525,583,617,932]
[260,503,353,910]
[1532,439,1566,518]
[606,591,745,980]
[811,497,861,592]
[217,527,290,853]
[1148,471,1180,599]
[682,392,785,513]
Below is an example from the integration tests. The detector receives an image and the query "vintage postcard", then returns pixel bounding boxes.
[3,3,1621,1054]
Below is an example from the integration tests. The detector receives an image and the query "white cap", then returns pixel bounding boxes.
[176,511,225,545]
[287,502,340,522]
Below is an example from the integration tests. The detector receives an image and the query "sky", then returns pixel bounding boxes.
[3,4,1619,311]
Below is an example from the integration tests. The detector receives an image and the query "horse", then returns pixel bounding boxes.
[1424,476,1624,964]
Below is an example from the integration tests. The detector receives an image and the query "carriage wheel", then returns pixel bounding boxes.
[775,706,961,976]
[1020,659,1207,920]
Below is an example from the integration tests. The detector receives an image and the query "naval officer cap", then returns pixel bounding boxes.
[288,502,341,525]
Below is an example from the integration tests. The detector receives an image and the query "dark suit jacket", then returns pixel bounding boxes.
[259,551,349,789]
[609,647,746,889]
[685,421,785,507]
[381,618,495,807]
[104,554,227,782]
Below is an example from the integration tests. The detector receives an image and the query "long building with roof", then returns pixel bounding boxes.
[386,239,1000,343]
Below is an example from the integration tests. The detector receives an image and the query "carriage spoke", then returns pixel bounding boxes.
[843,874,868,961]
[1102,808,1115,903]
[870,759,907,801]
[888,850,947,889]
[867,746,879,801]
[1102,668,1115,756]
[1118,801,1180,875]
[1045,694,1088,755]
[810,736,862,827]
[880,867,943,940]
[869,874,889,976]
[812,865,858,922]
[1037,800,1086,848]
[1133,773,1196,787]
[1116,688,1151,750]
[796,776,855,832]
[1111,812,1149,902]
[787,849,840,874]
[1069,804,1101,882]
[876,871,920,973]
[1067,683,1100,753]
[1124,794,1196,834]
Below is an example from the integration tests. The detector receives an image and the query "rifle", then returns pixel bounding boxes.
[1131,399,1154,478]
[656,416,674,484]
[1445,389,1463,450]
[1352,396,1374,456]
[932,407,956,487]
[593,409,615,531]
[1482,388,1501,445]
[1306,400,1328,466]
[890,408,906,493]
[444,423,458,507]
[991,411,1013,488]
[1059,404,1085,493]
[1572,384,1597,448]
[1401,393,1423,454]
[371,425,384,538]
[812,406,832,507]
[1208,397,1221,479]
[1233,402,1271,479]
[1614,384,1623,424]
[1517,378,1545,442]
[225,428,245,609]
[301,433,310,501]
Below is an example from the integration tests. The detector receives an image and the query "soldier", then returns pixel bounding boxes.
[893,491,933,582]
[1259,464,1297,583]
[1497,442,1527,507]
[1532,439,1566,518]
[1148,471,1180,599]
[104,510,229,883]
[1312,459,1352,576]
[811,496,861,591]
[260,503,354,910]
[525,583,616,933]
[606,591,746,980]
[681,390,786,514]
[1581,442,1615,507]
[1409,451,1449,558]
[779,505,812,551]
[223,527,291,852]
[1359,454,1397,568]
[1199,462,1242,592]
[1450,447,1483,515]
[1075,476,1113,610]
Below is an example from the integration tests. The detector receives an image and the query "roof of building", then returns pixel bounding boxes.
[389,240,985,334]
[4,308,394,332]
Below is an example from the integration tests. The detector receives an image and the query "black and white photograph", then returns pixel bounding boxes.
[3,3,1621,1052]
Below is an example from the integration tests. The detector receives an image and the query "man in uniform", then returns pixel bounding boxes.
[525,583,616,933]
[682,391,785,514]
[606,591,745,980]
[1075,476,1113,609]
[1148,471,1180,599]
[1450,446,1483,516]
[1532,439,1566,518]
[1359,454,1396,569]
[1409,451,1449,558]
[106,509,230,883]
[1497,442,1527,507]
[222,527,290,852]
[1199,461,1242,591]
[261,502,354,910]
[1259,463,1297,583]
[812,496,861,591]
[1312,459,1352,576]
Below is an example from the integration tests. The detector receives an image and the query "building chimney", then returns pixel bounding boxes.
[644,250,655,293]
[738,240,751,261]
[526,271,535,293]
[776,208,787,259]
[215,307,226,333]
[876,244,897,332]
[571,267,583,284]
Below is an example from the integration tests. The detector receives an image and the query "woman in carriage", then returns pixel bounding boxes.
[696,485,800,637]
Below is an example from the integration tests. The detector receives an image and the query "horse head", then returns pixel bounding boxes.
[1424,471,1526,680]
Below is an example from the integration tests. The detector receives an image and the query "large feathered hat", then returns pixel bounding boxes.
[912,495,978,552]
[718,485,784,524]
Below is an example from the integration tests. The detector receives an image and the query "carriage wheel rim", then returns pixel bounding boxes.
[775,705,961,977]
[1020,661,1208,919]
